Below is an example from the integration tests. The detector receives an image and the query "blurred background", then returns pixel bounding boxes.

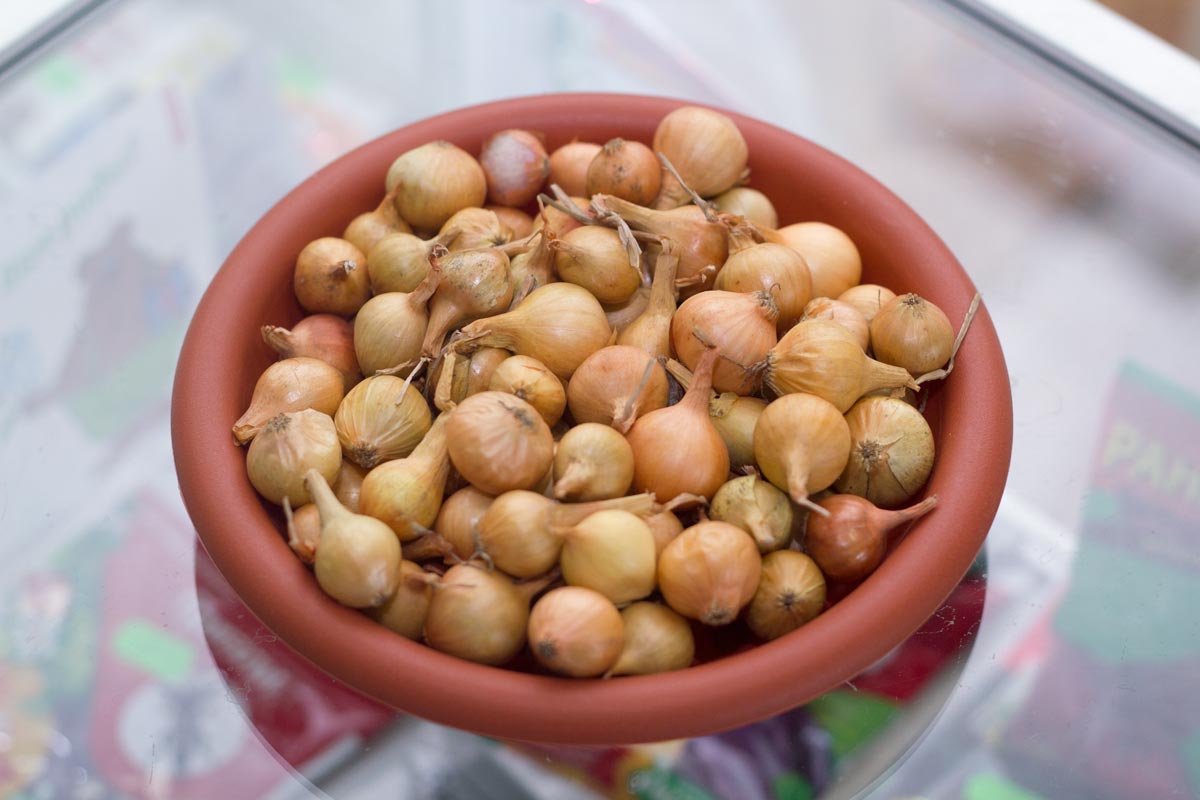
[1,1,1199,798]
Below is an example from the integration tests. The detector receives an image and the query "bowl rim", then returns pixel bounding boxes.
[171,92,1013,746]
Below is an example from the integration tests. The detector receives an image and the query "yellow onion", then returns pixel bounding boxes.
[559,510,657,605]
[672,290,777,395]
[478,490,657,578]
[333,458,368,512]
[608,602,695,676]
[586,138,661,205]
[775,222,861,299]
[488,355,566,426]
[548,141,602,196]
[246,410,341,506]
[592,194,728,293]
[284,500,321,564]
[353,266,440,376]
[366,231,453,294]
[709,392,767,470]
[528,587,624,677]
[368,560,437,640]
[658,520,761,626]
[456,283,612,380]
[746,551,826,640]
[800,297,869,352]
[552,423,634,501]
[760,319,917,412]
[344,192,412,255]
[710,475,795,553]
[870,293,955,377]
[646,510,685,558]
[421,246,513,358]
[233,357,344,445]
[293,237,371,316]
[430,346,511,412]
[836,396,935,508]
[440,207,513,251]
[386,141,487,230]
[487,205,535,239]
[754,393,851,513]
[566,345,669,433]
[358,412,451,541]
[652,106,748,208]
[627,347,729,501]
[445,391,553,495]
[507,229,556,305]
[552,225,641,305]
[838,283,897,327]
[261,314,360,392]
[712,187,777,229]
[617,241,679,359]
[715,241,813,331]
[423,565,551,665]
[434,486,494,561]
[479,129,550,207]
[334,375,432,469]
[306,469,401,608]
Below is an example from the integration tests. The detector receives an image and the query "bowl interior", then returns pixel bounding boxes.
[172,93,1011,746]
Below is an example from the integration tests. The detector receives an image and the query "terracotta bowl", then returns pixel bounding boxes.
[171,93,1012,746]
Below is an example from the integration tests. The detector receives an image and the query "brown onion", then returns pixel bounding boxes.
[658,520,761,625]
[870,293,954,377]
[806,494,938,582]
[672,290,777,395]
[710,475,795,553]
[586,138,661,205]
[233,357,344,445]
[553,423,635,501]
[607,602,694,676]
[421,246,513,358]
[552,225,641,305]
[488,355,566,426]
[246,410,341,506]
[369,560,437,640]
[548,141,602,197]
[293,237,371,316]
[746,551,826,640]
[712,187,778,229]
[754,393,851,513]
[434,486,494,561]
[261,314,360,392]
[627,347,729,501]
[344,192,412,255]
[838,283,897,327]
[441,207,513,251]
[366,231,452,294]
[567,345,669,433]
[617,242,679,359]
[445,391,553,495]
[836,396,935,508]
[487,205,535,239]
[358,412,451,541]
[479,129,550,207]
[334,375,432,469]
[423,565,551,665]
[715,241,813,331]
[528,586,624,677]
[307,470,401,608]
[353,266,440,376]
[387,141,487,230]
[775,222,862,299]
[652,106,748,208]
[800,297,869,352]
[559,510,657,605]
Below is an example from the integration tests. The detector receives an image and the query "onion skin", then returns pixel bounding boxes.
[233,357,345,445]
[800,297,870,352]
[753,393,851,512]
[528,587,624,678]
[369,561,435,640]
[586,138,661,205]
[357,412,451,542]
[488,355,566,427]
[549,141,602,197]
[434,486,494,561]
[836,396,935,508]
[246,410,342,507]
[617,243,679,359]
[607,602,695,676]
[566,345,670,432]
[261,314,360,393]
[457,283,611,380]
[294,237,371,317]
[479,129,550,207]
[445,391,554,495]
[715,242,813,331]
[657,521,761,626]
[626,347,729,501]
[763,319,918,413]
[559,509,657,605]
[775,222,862,299]
[344,193,413,255]
[838,283,897,327]
[870,293,955,377]
[712,187,778,229]
[553,423,635,501]
[553,226,641,305]
[746,551,826,640]
[487,205,535,239]
[652,106,748,208]
[805,494,938,582]
[422,564,534,666]
[334,375,432,469]
[387,141,487,230]
[672,290,777,395]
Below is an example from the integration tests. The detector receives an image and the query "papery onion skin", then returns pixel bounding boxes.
[715,242,814,332]
[445,391,554,495]
[652,106,749,208]
[775,222,862,300]
[870,293,955,377]
[838,283,897,327]
[746,551,826,640]
[559,509,657,605]
[422,564,531,666]
[712,187,778,229]
[261,314,360,393]
[608,602,695,676]
[334,375,432,469]
[369,560,435,640]
[246,410,341,506]
[835,395,934,508]
[387,141,487,230]
[753,392,851,509]
[549,141,602,197]
[566,345,670,432]
[672,290,777,395]
[657,520,761,626]
[586,138,661,205]
[528,586,624,678]
[800,297,870,352]
[307,469,401,609]
[357,412,451,541]
[553,422,635,501]
[434,486,494,561]
[233,357,345,445]
[488,355,566,427]
[294,237,371,317]
[479,129,550,207]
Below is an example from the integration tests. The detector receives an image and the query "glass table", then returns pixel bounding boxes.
[2,1,1198,797]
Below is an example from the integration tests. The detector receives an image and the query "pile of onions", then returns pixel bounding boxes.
[236,105,978,679]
